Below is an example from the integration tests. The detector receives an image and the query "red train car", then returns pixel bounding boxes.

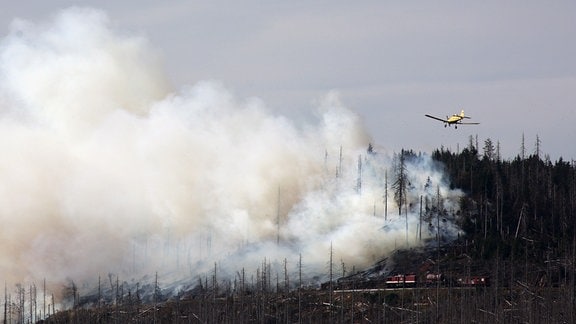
[386,274,417,287]
[457,276,490,286]
[425,273,444,285]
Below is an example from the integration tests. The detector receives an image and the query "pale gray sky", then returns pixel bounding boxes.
[2,1,575,160]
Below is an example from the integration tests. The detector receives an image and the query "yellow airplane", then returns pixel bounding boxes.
[425,110,479,129]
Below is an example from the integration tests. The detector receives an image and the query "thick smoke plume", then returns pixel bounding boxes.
[0,8,463,300]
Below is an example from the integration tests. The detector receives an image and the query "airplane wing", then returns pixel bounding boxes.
[458,122,480,125]
[425,114,448,122]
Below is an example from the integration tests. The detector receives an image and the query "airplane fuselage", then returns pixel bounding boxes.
[446,114,464,124]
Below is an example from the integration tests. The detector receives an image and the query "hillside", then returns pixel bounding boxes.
[5,147,576,323]
[26,146,576,323]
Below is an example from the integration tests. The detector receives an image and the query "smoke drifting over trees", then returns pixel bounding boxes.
[0,7,464,300]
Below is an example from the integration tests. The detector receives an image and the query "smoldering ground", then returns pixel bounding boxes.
[0,8,464,302]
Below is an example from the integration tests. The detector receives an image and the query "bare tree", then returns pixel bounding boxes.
[535,134,542,158]
[384,169,388,220]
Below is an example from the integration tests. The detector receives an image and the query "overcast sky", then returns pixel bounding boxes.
[2,1,575,161]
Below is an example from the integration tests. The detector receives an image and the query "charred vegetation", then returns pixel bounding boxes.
[6,143,576,323]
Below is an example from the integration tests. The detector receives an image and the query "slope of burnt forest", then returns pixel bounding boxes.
[37,146,576,323]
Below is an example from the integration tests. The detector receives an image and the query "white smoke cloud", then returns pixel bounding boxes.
[0,7,464,300]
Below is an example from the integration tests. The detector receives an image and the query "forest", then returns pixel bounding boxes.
[432,137,576,271]
[9,138,576,323]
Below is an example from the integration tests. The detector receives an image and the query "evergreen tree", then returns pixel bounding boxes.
[393,150,409,215]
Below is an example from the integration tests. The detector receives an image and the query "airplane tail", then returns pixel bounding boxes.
[460,110,465,117]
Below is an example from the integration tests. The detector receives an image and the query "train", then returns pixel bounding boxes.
[326,272,490,290]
